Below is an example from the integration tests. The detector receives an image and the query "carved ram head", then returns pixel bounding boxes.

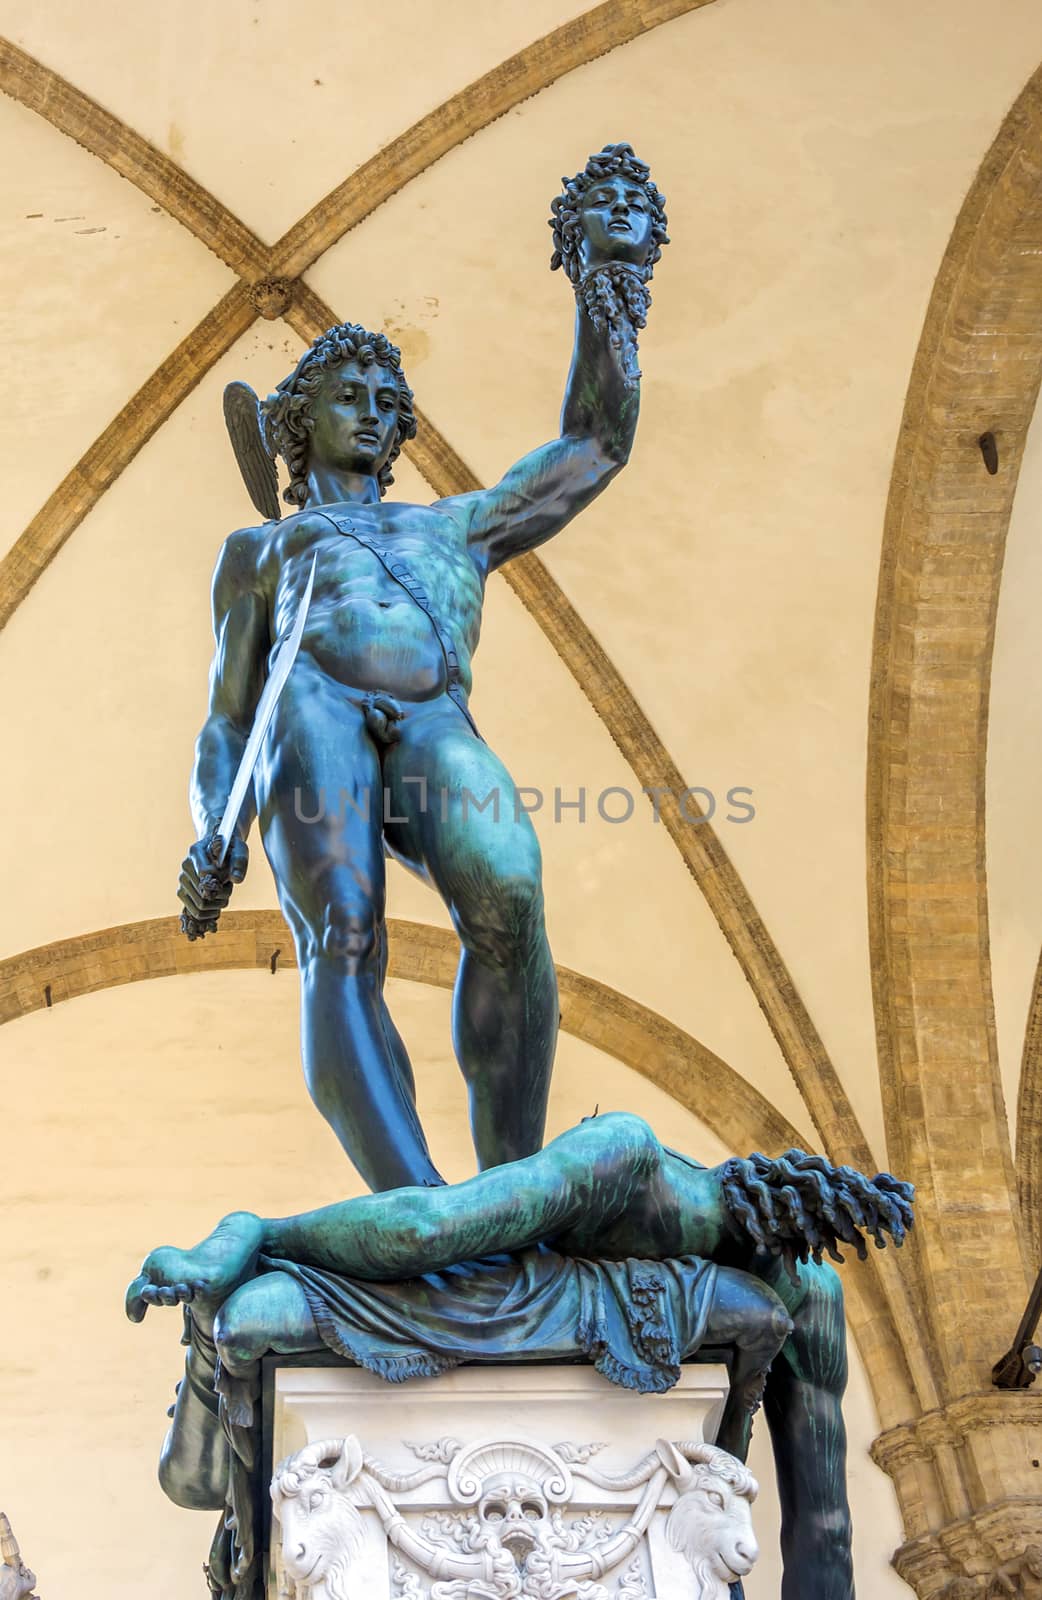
[657,1439,759,1600]
[270,1436,365,1599]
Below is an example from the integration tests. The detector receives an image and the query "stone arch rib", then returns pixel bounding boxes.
[867,67,1042,1398]
[0,37,267,275]
[2,2,720,285]
[1017,944,1042,1260]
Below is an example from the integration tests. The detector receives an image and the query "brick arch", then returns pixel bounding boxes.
[865,61,1042,1596]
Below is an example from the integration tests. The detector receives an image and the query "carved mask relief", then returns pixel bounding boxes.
[271,1432,758,1600]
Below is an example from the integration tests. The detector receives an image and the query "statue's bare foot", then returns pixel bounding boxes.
[126,1210,264,1332]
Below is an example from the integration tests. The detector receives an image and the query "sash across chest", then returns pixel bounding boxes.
[315,509,482,741]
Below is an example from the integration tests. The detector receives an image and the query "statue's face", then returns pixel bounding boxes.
[308,358,400,478]
[578,172,654,270]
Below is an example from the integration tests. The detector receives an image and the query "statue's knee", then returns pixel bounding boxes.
[719,1273,793,1358]
[458,875,545,967]
[158,1438,224,1510]
[213,1303,262,1377]
[388,1190,441,1255]
[301,900,381,969]
[325,906,379,966]
[802,1506,853,1554]
[584,1111,661,1174]
[752,1287,794,1351]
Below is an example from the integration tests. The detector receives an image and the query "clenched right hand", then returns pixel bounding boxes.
[178,830,249,940]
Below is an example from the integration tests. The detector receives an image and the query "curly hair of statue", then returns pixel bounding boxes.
[720,1148,916,1280]
[263,322,417,505]
[549,141,669,285]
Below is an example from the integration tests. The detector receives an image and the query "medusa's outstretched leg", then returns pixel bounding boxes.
[759,1257,854,1600]
[125,1114,666,1305]
[265,1110,665,1278]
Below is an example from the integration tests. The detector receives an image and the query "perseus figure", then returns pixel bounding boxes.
[177,143,668,1190]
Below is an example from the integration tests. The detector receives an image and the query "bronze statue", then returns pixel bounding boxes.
[177,144,667,1191]
[151,143,919,1600]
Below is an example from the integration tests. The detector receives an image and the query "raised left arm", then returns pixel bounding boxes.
[437,298,640,573]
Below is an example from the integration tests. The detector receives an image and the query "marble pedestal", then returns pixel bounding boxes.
[266,1361,752,1598]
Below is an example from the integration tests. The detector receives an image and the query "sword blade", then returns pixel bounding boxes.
[212,553,316,864]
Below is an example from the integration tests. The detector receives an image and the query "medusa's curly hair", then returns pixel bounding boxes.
[549,141,669,287]
[263,322,417,505]
[720,1148,915,1282]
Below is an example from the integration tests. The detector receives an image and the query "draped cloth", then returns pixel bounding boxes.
[196,1245,719,1599]
[272,1245,717,1391]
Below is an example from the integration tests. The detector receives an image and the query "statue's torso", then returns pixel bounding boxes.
[253,500,485,700]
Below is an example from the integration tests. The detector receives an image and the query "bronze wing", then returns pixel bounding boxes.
[223,380,281,521]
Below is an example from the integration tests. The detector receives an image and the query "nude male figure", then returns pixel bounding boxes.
[177,145,669,1191]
